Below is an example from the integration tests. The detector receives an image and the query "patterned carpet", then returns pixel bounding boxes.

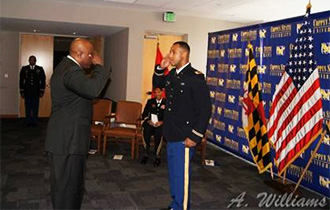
[1,118,328,209]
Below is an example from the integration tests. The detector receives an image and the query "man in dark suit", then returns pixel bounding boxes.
[45,38,110,209]
[140,87,166,166]
[19,55,46,126]
[153,41,211,210]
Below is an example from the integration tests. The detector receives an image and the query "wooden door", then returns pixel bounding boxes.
[20,34,54,118]
[141,34,185,107]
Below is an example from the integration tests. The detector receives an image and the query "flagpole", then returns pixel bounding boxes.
[294,129,326,192]
[282,169,287,184]
[270,166,274,180]
[307,0,311,10]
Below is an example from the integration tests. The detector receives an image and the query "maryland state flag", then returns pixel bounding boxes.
[242,44,272,174]
[152,43,169,98]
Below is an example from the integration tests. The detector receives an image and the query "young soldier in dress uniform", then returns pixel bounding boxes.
[153,41,211,210]
[140,87,166,166]
[19,55,46,126]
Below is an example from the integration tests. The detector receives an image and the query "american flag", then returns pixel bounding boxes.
[267,7,323,175]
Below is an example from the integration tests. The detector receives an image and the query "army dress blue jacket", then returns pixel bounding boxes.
[153,63,212,144]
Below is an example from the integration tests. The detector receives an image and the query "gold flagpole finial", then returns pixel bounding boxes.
[307,0,312,10]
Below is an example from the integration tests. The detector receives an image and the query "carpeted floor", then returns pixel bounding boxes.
[1,118,329,209]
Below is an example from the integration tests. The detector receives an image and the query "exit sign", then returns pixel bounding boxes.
[163,12,176,22]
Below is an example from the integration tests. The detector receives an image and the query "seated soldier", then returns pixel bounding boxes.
[140,87,166,166]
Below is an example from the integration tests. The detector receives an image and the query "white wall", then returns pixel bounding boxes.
[0,31,20,116]
[104,29,129,101]
[1,0,244,104]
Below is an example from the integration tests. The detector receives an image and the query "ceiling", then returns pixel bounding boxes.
[1,0,329,36]
[1,18,125,37]
[46,0,330,23]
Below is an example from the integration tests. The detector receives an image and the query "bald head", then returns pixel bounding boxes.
[70,38,93,69]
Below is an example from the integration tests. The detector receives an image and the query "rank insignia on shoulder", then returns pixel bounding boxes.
[195,70,203,75]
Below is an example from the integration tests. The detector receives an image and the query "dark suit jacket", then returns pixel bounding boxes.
[153,63,212,143]
[142,98,166,123]
[45,57,110,155]
[19,65,46,98]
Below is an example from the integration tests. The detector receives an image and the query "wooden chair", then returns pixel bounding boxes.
[91,99,112,154]
[102,101,142,159]
[196,138,207,165]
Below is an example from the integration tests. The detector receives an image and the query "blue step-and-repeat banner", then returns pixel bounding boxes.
[206,11,330,197]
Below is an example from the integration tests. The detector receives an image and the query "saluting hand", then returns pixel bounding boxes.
[91,51,103,66]
[185,138,197,148]
[160,54,170,69]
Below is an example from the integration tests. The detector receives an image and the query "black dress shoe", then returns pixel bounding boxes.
[140,156,149,164]
[153,158,161,166]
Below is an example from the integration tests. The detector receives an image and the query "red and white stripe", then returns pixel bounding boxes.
[267,68,323,173]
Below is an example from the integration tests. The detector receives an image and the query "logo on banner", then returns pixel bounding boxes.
[320,89,330,101]
[324,111,330,120]
[208,50,218,59]
[210,64,215,71]
[262,82,272,94]
[232,33,238,41]
[205,129,213,139]
[228,48,242,58]
[312,152,330,169]
[211,105,215,115]
[216,92,226,102]
[245,48,249,57]
[214,119,225,131]
[242,145,249,154]
[206,77,218,86]
[321,42,330,54]
[228,95,236,103]
[224,137,239,151]
[276,46,286,56]
[218,34,230,44]
[216,134,222,142]
[228,125,234,133]
[237,127,247,138]
[224,108,239,121]
[259,29,267,38]
[241,30,257,41]
[211,36,217,44]
[296,23,302,33]
[230,64,236,73]
[218,78,225,86]
[218,64,229,73]
[220,49,226,57]
[226,79,241,89]
[270,64,285,76]
[317,65,330,79]
[271,24,292,38]
[240,64,248,74]
[256,46,272,57]
[217,107,223,115]
[238,96,244,106]
[319,176,330,189]
[210,91,215,98]
[323,134,330,146]
[313,17,330,33]
[257,65,267,74]
[288,164,313,183]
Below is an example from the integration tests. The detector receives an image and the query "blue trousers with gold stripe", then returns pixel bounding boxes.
[167,141,195,210]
